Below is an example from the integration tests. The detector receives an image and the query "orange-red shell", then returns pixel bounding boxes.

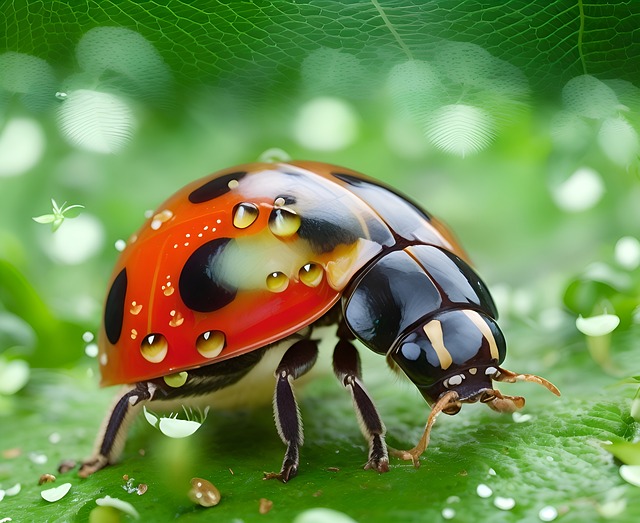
[98,161,463,386]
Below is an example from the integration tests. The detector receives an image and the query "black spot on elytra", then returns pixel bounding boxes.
[298,217,360,254]
[188,171,247,204]
[331,171,432,222]
[179,238,237,312]
[104,268,127,344]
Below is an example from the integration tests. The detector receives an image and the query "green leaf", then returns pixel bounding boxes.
[1,365,639,522]
[2,1,638,97]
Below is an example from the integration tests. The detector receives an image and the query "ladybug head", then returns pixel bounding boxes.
[389,309,559,415]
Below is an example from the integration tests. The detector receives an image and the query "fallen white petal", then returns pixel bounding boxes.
[576,314,620,336]
[41,482,72,502]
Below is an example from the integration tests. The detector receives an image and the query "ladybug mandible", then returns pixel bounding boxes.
[79,161,560,481]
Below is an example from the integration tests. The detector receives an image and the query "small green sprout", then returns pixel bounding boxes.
[32,199,85,232]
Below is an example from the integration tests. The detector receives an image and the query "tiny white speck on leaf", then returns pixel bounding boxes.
[538,505,558,521]
[442,507,456,519]
[512,412,533,423]
[82,331,94,343]
[29,452,48,465]
[494,496,516,510]
[48,432,62,444]
[476,483,492,498]
[115,239,126,252]
[85,343,99,358]
[615,236,640,271]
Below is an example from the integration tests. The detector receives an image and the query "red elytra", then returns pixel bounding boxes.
[98,161,459,386]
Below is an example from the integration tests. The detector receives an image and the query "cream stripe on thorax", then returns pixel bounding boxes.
[462,309,499,360]
[422,319,452,370]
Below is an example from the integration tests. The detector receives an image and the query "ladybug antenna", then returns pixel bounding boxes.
[389,390,459,467]
[494,367,561,396]
[483,367,561,413]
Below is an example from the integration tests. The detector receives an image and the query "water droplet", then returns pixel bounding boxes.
[140,333,168,363]
[196,330,225,359]
[169,311,184,327]
[476,484,492,498]
[233,202,259,229]
[266,271,289,292]
[55,91,68,100]
[299,262,323,287]
[269,207,301,237]
[188,477,221,507]
[130,302,142,315]
[163,371,188,388]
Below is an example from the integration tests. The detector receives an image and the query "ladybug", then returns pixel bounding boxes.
[79,161,559,481]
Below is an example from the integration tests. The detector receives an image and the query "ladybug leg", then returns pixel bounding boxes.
[333,338,390,474]
[264,338,319,483]
[78,381,155,477]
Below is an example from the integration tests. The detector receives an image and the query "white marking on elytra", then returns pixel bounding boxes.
[485,366,498,376]
[469,367,478,375]
[228,179,239,189]
[216,219,221,224]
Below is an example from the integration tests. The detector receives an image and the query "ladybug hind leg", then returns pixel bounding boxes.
[264,338,319,482]
[333,338,390,474]
[78,381,156,478]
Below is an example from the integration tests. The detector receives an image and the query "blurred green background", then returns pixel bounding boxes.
[1,1,640,522]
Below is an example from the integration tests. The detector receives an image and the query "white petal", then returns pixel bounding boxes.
[576,314,620,337]
[158,417,202,438]
[143,406,159,428]
[40,483,72,502]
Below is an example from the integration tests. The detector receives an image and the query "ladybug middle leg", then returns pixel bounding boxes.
[264,338,319,482]
[333,332,390,474]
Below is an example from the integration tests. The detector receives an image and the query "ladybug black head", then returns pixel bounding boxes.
[389,309,507,411]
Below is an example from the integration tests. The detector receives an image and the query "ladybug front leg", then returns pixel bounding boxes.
[264,338,319,482]
[333,338,390,473]
[78,381,155,477]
